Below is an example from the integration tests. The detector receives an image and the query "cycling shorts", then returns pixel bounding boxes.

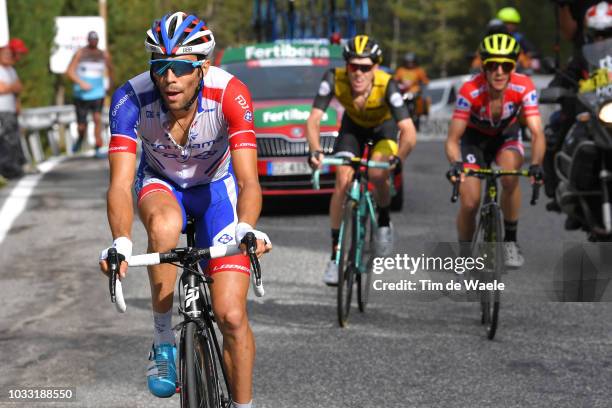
[135,161,250,276]
[460,125,524,171]
[333,114,399,159]
[74,98,104,125]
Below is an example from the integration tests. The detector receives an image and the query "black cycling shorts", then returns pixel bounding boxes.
[75,98,104,125]
[460,125,524,171]
[333,114,398,158]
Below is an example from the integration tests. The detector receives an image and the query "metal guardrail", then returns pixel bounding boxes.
[18,105,110,164]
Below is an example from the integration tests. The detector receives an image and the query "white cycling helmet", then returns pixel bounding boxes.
[585,2,612,41]
[145,12,215,57]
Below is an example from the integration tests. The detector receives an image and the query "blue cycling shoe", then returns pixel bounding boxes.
[147,343,177,398]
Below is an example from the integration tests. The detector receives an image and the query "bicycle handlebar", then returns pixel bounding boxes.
[311,157,391,190]
[449,168,541,206]
[108,232,264,313]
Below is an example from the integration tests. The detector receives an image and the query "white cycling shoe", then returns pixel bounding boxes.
[375,223,394,256]
[503,241,524,268]
[323,260,339,286]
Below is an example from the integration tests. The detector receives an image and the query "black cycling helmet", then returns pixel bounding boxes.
[343,35,383,64]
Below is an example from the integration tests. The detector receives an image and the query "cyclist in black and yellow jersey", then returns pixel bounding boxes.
[306,35,417,285]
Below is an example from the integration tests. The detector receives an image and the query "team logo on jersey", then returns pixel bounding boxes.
[389,92,404,108]
[524,90,538,106]
[244,110,253,122]
[456,96,470,110]
[235,95,249,110]
[217,234,234,244]
[318,81,331,96]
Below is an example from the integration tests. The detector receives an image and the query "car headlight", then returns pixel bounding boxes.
[599,101,612,125]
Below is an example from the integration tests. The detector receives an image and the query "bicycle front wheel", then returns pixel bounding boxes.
[337,200,357,327]
[357,210,374,312]
[180,322,221,408]
[473,207,503,340]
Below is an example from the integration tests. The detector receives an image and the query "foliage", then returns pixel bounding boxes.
[6,0,567,108]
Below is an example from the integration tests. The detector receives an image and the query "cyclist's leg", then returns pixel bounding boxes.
[188,172,254,405]
[73,99,88,151]
[496,130,525,266]
[496,130,524,224]
[457,129,486,245]
[136,169,185,397]
[369,119,399,210]
[330,114,360,256]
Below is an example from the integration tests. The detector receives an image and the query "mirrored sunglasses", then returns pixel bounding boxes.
[347,63,374,73]
[149,59,203,77]
[484,61,515,73]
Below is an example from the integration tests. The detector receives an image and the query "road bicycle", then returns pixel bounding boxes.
[313,141,392,327]
[450,167,539,340]
[107,219,264,408]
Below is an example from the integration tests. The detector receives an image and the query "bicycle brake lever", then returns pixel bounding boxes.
[108,248,126,313]
[243,232,264,297]
[451,179,460,203]
[530,182,541,206]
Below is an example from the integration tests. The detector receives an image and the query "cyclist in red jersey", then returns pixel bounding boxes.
[445,33,546,268]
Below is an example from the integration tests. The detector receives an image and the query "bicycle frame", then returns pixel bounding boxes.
[178,219,233,405]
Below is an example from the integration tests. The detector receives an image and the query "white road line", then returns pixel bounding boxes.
[0,156,66,245]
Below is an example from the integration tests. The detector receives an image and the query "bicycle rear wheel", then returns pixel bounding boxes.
[180,322,221,408]
[357,210,374,312]
[337,200,357,327]
[473,207,503,340]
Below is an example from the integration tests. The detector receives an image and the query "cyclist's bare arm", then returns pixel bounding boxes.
[232,148,269,256]
[306,107,325,152]
[101,152,136,276]
[397,118,416,160]
[445,118,468,163]
[525,114,546,166]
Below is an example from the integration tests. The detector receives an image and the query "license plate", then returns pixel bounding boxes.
[269,161,311,175]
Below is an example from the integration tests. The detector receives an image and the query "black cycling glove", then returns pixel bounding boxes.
[446,161,464,180]
[528,164,544,182]
[389,155,401,170]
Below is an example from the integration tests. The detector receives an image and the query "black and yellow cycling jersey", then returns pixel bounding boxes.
[313,67,410,128]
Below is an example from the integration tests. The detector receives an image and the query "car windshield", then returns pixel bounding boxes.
[222,60,344,100]
[427,87,446,105]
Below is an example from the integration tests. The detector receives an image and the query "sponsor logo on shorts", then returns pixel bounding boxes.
[210,264,251,274]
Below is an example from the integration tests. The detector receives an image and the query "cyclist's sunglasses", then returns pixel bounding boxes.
[347,62,374,73]
[484,61,515,73]
[149,59,203,77]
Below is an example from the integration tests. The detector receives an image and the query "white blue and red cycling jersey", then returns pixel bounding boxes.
[108,66,256,275]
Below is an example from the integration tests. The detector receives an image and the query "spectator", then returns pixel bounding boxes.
[66,31,114,158]
[8,38,28,63]
[0,46,25,183]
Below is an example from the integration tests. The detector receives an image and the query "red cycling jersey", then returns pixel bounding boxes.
[452,72,540,136]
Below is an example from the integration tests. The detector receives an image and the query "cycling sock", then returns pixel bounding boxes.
[231,401,252,408]
[504,220,518,242]
[153,309,174,346]
[331,229,340,260]
[378,206,391,227]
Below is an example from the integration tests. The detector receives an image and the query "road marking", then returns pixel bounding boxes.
[0,157,66,245]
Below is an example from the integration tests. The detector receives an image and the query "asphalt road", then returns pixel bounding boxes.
[1,141,611,408]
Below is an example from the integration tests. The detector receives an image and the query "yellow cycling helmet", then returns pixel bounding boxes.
[372,139,398,157]
[497,7,521,24]
[479,33,520,64]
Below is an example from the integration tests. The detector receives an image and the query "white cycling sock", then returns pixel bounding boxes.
[231,400,252,408]
[153,309,174,346]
